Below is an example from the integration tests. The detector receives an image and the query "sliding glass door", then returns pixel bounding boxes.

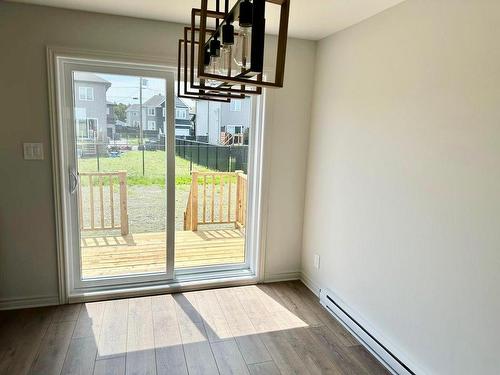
[58,58,175,291]
[173,97,251,274]
[55,54,259,296]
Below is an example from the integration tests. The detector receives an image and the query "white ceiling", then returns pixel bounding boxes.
[7,0,406,40]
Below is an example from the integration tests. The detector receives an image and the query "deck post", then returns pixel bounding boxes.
[119,171,129,235]
[235,170,243,226]
[184,191,192,231]
[191,171,199,231]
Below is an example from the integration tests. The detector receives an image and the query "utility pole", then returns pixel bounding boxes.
[139,77,145,176]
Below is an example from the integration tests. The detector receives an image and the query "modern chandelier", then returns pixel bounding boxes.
[178,0,290,102]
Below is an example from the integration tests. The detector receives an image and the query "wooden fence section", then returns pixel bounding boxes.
[184,171,247,231]
[78,171,129,235]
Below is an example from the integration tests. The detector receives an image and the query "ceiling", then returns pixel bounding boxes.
[7,0,406,40]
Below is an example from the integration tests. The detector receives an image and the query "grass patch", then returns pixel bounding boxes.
[78,150,216,186]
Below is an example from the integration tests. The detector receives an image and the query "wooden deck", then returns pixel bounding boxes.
[81,229,245,278]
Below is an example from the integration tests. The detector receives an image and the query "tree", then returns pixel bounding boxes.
[113,103,128,122]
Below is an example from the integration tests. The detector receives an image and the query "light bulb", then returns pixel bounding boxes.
[221,45,232,76]
[233,26,251,69]
[207,55,222,87]
[221,22,234,76]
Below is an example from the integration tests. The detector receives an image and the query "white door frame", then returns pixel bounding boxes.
[47,47,269,303]
[52,54,176,295]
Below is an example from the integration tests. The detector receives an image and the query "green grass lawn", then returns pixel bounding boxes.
[78,150,212,186]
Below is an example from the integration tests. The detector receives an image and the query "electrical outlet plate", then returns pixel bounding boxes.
[314,254,320,270]
[23,143,44,160]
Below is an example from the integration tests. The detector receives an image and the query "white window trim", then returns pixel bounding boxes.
[230,100,242,112]
[87,118,98,139]
[76,118,99,138]
[77,119,88,138]
[78,86,94,101]
[227,124,244,134]
[147,107,155,116]
[147,120,156,130]
[176,108,187,119]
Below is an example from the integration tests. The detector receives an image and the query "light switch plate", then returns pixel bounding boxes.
[23,143,44,160]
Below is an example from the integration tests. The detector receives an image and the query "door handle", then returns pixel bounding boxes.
[69,169,79,194]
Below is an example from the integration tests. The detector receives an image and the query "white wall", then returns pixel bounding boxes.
[0,2,315,305]
[302,0,500,374]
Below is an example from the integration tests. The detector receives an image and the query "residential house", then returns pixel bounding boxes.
[195,98,251,145]
[174,97,192,137]
[125,94,192,137]
[73,72,111,144]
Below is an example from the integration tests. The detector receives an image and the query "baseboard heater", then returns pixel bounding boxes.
[319,289,416,375]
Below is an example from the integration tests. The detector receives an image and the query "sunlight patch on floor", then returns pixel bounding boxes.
[81,284,309,356]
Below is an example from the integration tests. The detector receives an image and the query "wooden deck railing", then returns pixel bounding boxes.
[235,172,247,228]
[184,171,247,231]
[220,132,244,145]
[78,171,129,235]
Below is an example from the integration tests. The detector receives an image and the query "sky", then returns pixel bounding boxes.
[96,73,195,110]
[98,73,165,105]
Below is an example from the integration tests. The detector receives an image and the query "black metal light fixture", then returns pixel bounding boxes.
[178,25,247,102]
[178,0,290,101]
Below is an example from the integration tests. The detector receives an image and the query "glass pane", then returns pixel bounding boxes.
[73,71,168,279]
[174,90,250,269]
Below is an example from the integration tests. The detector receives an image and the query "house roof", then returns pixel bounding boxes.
[126,96,189,112]
[143,95,188,109]
[144,94,166,107]
[126,104,140,112]
[176,97,189,108]
[74,72,111,85]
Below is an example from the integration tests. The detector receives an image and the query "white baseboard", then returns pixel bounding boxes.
[262,271,301,283]
[300,271,321,296]
[319,287,421,375]
[0,295,59,310]
[299,272,421,375]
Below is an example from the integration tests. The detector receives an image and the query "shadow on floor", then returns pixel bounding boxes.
[0,281,390,375]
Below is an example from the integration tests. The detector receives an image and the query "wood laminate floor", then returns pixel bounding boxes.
[0,281,390,375]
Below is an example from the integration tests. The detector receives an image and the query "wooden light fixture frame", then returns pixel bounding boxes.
[189,10,262,96]
[197,0,290,89]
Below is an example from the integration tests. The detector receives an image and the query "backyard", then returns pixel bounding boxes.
[77,150,239,232]
[78,150,211,186]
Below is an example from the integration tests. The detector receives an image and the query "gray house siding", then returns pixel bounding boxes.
[126,106,141,128]
[74,79,110,143]
[220,99,251,134]
[125,96,191,137]
[195,98,251,145]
